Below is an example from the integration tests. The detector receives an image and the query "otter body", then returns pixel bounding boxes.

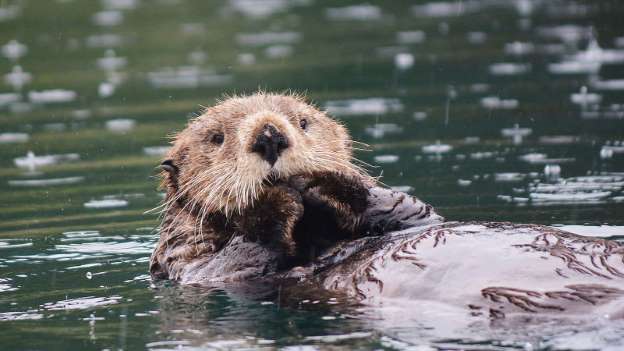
[150,93,624,319]
[313,222,624,318]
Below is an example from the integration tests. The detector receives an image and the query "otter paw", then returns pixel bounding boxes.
[303,172,370,214]
[294,172,370,235]
[236,185,303,256]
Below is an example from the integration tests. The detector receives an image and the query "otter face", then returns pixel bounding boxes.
[160,93,364,215]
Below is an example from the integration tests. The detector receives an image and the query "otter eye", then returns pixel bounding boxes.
[211,133,224,145]
[299,118,308,130]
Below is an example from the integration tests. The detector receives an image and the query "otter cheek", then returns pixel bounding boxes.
[276,146,308,177]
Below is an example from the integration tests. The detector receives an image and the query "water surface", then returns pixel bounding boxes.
[1,0,624,349]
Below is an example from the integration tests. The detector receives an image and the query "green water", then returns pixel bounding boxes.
[1,0,624,350]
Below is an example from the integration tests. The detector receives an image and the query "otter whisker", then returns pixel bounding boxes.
[351,157,378,169]
[312,152,370,175]
[351,140,371,148]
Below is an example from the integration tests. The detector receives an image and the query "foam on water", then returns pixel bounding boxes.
[413,111,427,121]
[84,199,129,209]
[143,146,170,156]
[549,61,601,75]
[470,151,496,160]
[324,98,403,116]
[98,81,116,98]
[105,118,136,133]
[0,92,20,106]
[374,155,399,164]
[571,86,602,105]
[457,179,472,187]
[66,262,104,270]
[147,66,232,89]
[264,45,293,59]
[0,311,44,321]
[498,174,624,206]
[489,63,530,76]
[495,173,526,182]
[544,164,562,179]
[1,40,27,61]
[412,1,480,17]
[8,176,84,187]
[56,240,153,255]
[571,39,624,64]
[0,132,28,143]
[480,96,518,109]
[590,78,624,91]
[466,31,487,45]
[102,0,139,11]
[235,31,301,46]
[42,296,123,311]
[304,332,372,343]
[145,340,192,348]
[504,41,535,56]
[501,124,532,144]
[601,144,624,158]
[0,241,33,250]
[0,5,20,22]
[85,33,124,48]
[394,53,414,70]
[14,151,80,170]
[325,5,382,21]
[5,65,31,90]
[364,123,403,138]
[538,135,579,144]
[537,25,591,43]
[422,141,452,154]
[28,89,77,104]
[531,191,611,202]
[228,0,310,19]
[97,49,127,71]
[92,10,123,26]
[397,31,426,45]
[0,282,17,292]
[237,52,255,65]
[519,153,575,164]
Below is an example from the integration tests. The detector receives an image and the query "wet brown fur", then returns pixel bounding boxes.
[150,92,374,280]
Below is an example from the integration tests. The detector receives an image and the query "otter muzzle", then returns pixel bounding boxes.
[251,124,289,166]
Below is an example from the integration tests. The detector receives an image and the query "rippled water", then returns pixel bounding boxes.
[1,0,624,350]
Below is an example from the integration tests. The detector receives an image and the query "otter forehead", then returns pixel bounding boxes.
[187,95,317,136]
[205,93,315,121]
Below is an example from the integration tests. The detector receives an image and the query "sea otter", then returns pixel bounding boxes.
[150,92,624,318]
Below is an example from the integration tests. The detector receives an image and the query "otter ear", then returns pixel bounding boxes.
[160,159,178,174]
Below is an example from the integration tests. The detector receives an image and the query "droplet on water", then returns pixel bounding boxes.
[394,53,414,70]
[544,164,561,180]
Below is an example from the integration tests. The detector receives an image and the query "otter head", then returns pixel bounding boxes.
[160,93,365,215]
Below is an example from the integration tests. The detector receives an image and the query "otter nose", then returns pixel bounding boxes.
[250,124,289,166]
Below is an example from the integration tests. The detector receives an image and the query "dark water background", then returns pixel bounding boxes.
[1,0,624,349]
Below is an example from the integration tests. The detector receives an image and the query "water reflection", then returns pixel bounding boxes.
[0,0,623,349]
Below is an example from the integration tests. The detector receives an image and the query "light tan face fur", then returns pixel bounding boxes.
[162,93,364,215]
